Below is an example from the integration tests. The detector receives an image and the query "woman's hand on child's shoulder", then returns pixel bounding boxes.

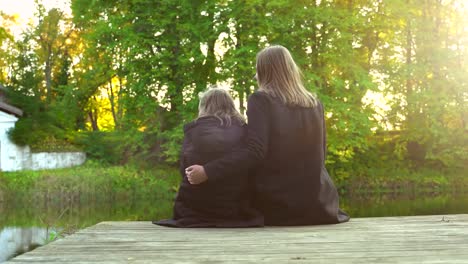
[185,165,208,184]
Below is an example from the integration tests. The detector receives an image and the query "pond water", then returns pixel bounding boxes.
[1,192,468,262]
[0,227,51,262]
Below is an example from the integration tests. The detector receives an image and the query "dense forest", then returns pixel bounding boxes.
[0,0,467,185]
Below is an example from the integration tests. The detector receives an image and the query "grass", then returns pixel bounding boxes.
[3,160,464,262]
[0,160,180,229]
[342,167,468,195]
[1,160,467,228]
[0,160,180,203]
[2,160,466,202]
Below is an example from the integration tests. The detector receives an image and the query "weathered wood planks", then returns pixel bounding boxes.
[7,214,468,263]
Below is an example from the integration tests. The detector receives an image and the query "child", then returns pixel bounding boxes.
[154,88,263,227]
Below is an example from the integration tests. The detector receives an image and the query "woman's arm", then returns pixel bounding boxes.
[186,92,270,183]
[320,101,327,161]
[179,135,189,178]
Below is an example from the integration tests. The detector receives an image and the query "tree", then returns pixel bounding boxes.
[6,2,81,148]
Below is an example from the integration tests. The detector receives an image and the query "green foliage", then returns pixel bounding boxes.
[160,123,185,164]
[0,160,180,202]
[1,0,467,184]
[6,85,81,149]
[341,193,468,218]
[76,131,125,164]
[29,136,82,153]
[328,130,467,195]
[0,161,180,228]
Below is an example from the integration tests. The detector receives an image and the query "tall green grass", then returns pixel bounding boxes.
[0,160,180,203]
[341,167,467,195]
[0,161,180,229]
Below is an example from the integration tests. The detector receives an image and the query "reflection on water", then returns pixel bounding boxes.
[1,192,468,262]
[0,195,174,262]
[340,193,468,218]
[0,227,49,262]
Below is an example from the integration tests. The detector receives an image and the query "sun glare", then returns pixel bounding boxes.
[0,0,71,38]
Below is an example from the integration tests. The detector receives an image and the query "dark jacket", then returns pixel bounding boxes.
[154,116,263,227]
[204,91,350,226]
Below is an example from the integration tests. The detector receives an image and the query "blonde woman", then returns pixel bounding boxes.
[154,88,263,227]
[186,46,349,225]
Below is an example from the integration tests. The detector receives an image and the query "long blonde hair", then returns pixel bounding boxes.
[198,88,245,126]
[256,45,317,107]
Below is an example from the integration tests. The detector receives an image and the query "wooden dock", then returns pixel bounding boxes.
[7,214,468,263]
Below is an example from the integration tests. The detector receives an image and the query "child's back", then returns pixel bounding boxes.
[154,89,263,228]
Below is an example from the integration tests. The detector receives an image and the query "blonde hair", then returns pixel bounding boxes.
[256,45,317,107]
[198,88,245,126]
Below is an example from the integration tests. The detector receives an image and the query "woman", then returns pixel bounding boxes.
[155,88,263,228]
[186,45,349,226]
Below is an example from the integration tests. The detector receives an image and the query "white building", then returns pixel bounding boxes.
[0,96,28,171]
[0,85,86,171]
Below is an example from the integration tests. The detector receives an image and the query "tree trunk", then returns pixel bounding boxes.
[88,111,99,131]
[45,44,53,103]
[107,80,118,129]
[405,4,414,128]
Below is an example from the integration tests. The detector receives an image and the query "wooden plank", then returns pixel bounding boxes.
[7,214,468,263]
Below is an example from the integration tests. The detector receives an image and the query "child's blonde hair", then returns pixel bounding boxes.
[198,88,245,126]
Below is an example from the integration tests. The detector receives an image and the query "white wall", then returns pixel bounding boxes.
[28,152,86,170]
[0,111,29,171]
[0,111,86,172]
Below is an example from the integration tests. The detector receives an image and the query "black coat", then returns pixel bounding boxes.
[204,91,350,226]
[154,116,264,228]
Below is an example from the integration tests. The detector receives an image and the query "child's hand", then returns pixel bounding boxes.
[185,165,208,184]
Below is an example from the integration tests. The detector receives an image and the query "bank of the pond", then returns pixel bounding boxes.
[1,162,467,203]
[1,161,467,263]
[342,168,468,195]
[0,161,180,204]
